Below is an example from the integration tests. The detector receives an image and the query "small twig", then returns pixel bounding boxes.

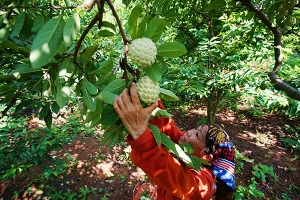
[73,14,102,63]
[0,180,12,198]
[105,0,133,78]
[74,62,94,83]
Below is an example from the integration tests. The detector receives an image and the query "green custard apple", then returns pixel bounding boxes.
[128,37,157,68]
[136,76,160,104]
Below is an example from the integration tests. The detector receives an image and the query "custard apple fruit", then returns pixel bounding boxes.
[128,37,157,68]
[136,76,160,104]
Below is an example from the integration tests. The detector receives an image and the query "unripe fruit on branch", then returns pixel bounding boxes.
[128,38,157,68]
[136,76,160,104]
[83,0,95,11]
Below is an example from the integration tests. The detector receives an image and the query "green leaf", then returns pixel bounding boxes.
[44,110,52,129]
[83,78,98,95]
[136,15,150,39]
[100,105,119,125]
[51,101,60,114]
[161,134,194,168]
[144,18,165,43]
[98,30,115,37]
[64,0,70,7]
[85,100,104,127]
[55,79,70,108]
[96,90,117,105]
[9,64,42,78]
[260,171,266,182]
[159,88,179,101]
[19,14,33,41]
[91,60,114,76]
[128,5,143,39]
[101,126,125,147]
[101,78,126,94]
[157,42,187,58]
[148,124,161,146]
[0,26,10,43]
[190,156,208,170]
[122,0,131,6]
[102,21,116,32]
[39,103,50,120]
[0,39,19,51]
[205,0,226,12]
[143,62,162,82]
[63,12,80,46]
[31,15,45,33]
[58,59,75,78]
[10,12,25,38]
[0,14,6,26]
[81,84,96,111]
[155,56,168,73]
[96,73,116,87]
[163,8,181,19]
[150,107,172,119]
[80,46,97,66]
[30,16,65,69]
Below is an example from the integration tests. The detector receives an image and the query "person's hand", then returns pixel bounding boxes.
[113,82,158,140]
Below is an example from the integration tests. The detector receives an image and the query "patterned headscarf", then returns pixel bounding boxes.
[205,124,235,191]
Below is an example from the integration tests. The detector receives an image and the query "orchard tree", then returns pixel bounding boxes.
[0,0,299,176]
[0,0,210,172]
[235,0,300,100]
[150,0,300,122]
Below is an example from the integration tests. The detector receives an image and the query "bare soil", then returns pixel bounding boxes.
[1,104,300,200]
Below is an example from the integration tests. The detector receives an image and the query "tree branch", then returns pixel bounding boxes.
[0,4,84,10]
[268,72,300,101]
[105,0,131,45]
[72,1,105,83]
[105,0,134,78]
[73,13,102,63]
[236,0,300,101]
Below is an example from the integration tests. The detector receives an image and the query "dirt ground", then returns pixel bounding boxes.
[1,103,300,200]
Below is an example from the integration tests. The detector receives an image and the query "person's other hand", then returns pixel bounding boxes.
[113,82,158,140]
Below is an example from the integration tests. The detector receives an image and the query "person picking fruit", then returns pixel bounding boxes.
[113,83,235,200]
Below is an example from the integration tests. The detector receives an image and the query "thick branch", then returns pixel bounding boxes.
[268,72,300,101]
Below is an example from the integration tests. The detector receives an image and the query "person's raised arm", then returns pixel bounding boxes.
[113,82,158,140]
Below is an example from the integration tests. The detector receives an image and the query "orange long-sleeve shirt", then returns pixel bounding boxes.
[127,101,216,200]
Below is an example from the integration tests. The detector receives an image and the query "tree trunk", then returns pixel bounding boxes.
[206,90,223,124]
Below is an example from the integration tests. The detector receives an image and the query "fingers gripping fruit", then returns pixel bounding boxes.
[136,76,160,104]
[128,38,157,68]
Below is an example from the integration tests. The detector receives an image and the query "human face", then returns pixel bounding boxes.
[178,124,209,158]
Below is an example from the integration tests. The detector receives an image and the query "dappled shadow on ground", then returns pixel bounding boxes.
[1,105,300,200]
[0,132,146,200]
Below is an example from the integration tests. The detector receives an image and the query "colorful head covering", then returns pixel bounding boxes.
[205,124,235,191]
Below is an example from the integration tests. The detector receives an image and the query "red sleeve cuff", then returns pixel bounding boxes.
[126,127,158,152]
